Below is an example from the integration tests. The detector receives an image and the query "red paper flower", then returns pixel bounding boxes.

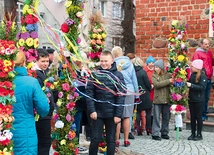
[61,23,69,33]
[0,138,10,146]
[25,15,35,24]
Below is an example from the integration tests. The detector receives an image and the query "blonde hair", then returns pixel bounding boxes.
[111,46,123,58]
[14,50,26,66]
[132,57,143,67]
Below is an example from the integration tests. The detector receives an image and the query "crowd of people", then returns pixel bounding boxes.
[11,38,213,155]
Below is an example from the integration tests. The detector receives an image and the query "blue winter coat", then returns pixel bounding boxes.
[12,67,49,155]
[114,56,139,94]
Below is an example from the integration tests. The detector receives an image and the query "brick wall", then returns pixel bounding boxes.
[135,0,214,107]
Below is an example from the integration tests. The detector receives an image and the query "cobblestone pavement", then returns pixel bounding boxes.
[116,122,214,155]
[50,121,214,155]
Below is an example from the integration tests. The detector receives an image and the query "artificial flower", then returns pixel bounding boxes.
[179,69,186,75]
[26,38,34,47]
[34,38,39,48]
[61,23,69,33]
[65,1,72,7]
[21,26,27,32]
[55,120,64,128]
[92,34,97,39]
[66,114,71,122]
[27,9,33,14]
[97,34,102,40]
[18,39,25,46]
[101,33,106,39]
[76,12,83,18]
[177,55,185,62]
[60,139,66,145]
[22,5,30,14]
[68,130,76,140]
[62,83,70,92]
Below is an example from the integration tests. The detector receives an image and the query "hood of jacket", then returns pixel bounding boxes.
[196,47,207,53]
[134,65,142,72]
[14,67,28,76]
[114,56,132,71]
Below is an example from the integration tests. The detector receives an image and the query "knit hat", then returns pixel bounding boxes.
[146,56,155,64]
[191,59,203,70]
[154,59,164,70]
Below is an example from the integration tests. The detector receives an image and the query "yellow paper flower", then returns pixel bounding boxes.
[22,26,27,32]
[53,82,58,86]
[19,39,25,46]
[101,33,106,39]
[50,84,55,89]
[179,69,187,75]
[8,72,15,78]
[92,34,97,39]
[27,9,33,14]
[97,34,102,40]
[27,62,33,69]
[16,42,20,48]
[26,38,34,47]
[60,139,66,145]
[172,20,179,26]
[11,22,15,30]
[177,55,185,62]
[57,100,62,107]
[22,5,30,14]
[3,60,12,67]
[65,1,72,7]
[34,38,39,48]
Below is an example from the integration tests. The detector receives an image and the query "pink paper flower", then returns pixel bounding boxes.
[53,113,59,120]
[58,91,63,98]
[66,114,71,122]
[73,92,79,98]
[62,83,70,92]
[66,102,75,111]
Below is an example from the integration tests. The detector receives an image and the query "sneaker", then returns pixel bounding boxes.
[128,132,135,139]
[187,134,195,140]
[78,146,89,154]
[152,136,161,141]
[194,134,203,141]
[161,134,169,140]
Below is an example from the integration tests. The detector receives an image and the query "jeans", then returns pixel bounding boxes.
[202,80,211,119]
[74,110,83,139]
[152,104,170,136]
[36,119,51,155]
[189,101,205,134]
[89,117,116,155]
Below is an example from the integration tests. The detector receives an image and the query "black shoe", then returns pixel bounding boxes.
[128,132,135,139]
[187,134,195,140]
[152,136,161,141]
[194,134,203,141]
[161,134,169,139]
[174,127,182,131]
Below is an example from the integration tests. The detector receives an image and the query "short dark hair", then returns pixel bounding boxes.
[46,48,55,54]
[36,48,49,60]
[101,50,113,58]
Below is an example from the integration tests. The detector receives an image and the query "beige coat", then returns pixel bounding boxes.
[152,72,171,104]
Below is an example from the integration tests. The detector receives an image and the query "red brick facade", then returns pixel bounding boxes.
[135,0,214,107]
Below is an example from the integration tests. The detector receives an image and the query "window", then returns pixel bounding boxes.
[16,2,23,24]
[112,2,123,19]
[99,1,107,17]
[112,37,121,47]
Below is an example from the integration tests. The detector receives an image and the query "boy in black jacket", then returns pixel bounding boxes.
[35,48,55,155]
[86,51,125,155]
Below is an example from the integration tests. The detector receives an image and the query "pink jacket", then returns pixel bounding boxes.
[192,47,214,79]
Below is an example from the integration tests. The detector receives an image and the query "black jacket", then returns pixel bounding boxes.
[134,66,152,111]
[188,72,207,103]
[86,62,125,118]
[36,70,55,119]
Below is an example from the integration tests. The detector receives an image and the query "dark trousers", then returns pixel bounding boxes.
[136,108,152,130]
[189,101,205,134]
[89,117,116,155]
[36,119,51,155]
[202,80,211,119]
[74,110,83,139]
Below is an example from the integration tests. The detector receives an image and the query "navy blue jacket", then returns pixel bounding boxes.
[188,72,207,102]
[86,62,125,118]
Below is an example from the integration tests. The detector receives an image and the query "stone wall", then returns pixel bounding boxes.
[135,0,214,107]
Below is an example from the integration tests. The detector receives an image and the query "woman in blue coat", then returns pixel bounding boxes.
[12,51,50,155]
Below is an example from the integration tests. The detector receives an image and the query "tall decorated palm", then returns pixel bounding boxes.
[0,7,18,155]
[167,19,189,140]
